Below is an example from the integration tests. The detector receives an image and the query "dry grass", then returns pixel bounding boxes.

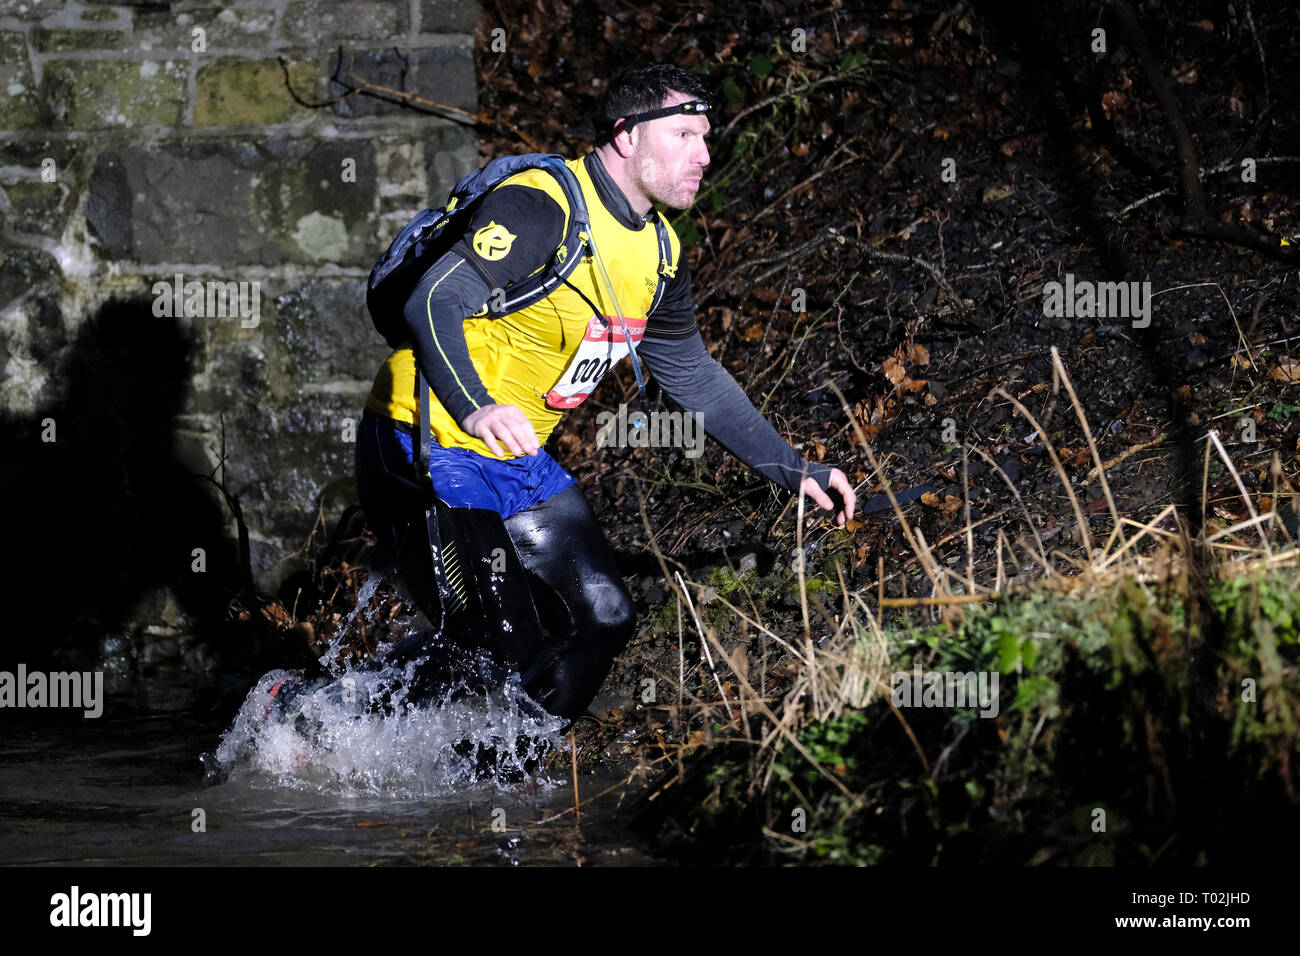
[592,348,1300,820]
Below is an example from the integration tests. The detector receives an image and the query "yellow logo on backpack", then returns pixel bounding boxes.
[473,221,516,261]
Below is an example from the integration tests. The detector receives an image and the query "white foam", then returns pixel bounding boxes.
[213,665,566,797]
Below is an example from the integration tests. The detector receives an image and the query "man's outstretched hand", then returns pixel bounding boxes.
[801,467,857,526]
[462,403,540,458]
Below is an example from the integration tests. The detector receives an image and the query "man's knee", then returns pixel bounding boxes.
[579,576,637,651]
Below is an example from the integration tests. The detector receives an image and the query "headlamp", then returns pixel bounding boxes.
[616,99,711,134]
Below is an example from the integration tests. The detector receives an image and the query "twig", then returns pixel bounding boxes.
[675,570,736,722]
[1051,346,1125,550]
[1207,429,1272,557]
[1114,156,1300,218]
[839,236,964,314]
[721,64,869,140]
[1081,435,1166,486]
[825,381,945,596]
[994,387,1095,560]
[1243,0,1271,108]
[963,444,975,594]
[570,728,581,823]
[753,142,864,223]
[1105,0,1297,262]
[281,49,543,152]
[880,591,1017,607]
[963,443,1051,570]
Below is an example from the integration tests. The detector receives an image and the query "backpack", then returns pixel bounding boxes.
[367,153,676,363]
[366,153,590,349]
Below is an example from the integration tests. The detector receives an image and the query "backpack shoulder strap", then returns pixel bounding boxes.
[648,210,681,314]
[481,157,589,317]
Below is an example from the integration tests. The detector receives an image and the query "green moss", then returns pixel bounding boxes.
[195,57,316,126]
[31,27,127,53]
[44,59,186,129]
[0,31,42,129]
[708,564,756,599]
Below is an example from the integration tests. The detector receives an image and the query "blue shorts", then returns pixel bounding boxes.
[356,407,576,520]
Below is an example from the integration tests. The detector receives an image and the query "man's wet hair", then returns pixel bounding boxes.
[594,64,712,146]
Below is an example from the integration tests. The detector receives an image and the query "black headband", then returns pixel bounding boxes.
[615,99,710,134]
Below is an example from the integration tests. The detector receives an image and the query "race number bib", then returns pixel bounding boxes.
[546,315,647,409]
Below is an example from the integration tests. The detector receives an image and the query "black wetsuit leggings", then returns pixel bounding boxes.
[379,485,637,721]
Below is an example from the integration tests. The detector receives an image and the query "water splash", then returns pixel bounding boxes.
[210,658,567,798]
[320,572,385,676]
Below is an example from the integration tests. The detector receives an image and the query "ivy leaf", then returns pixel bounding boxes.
[749,54,773,77]
[1021,637,1039,670]
[997,630,1022,673]
[677,220,703,247]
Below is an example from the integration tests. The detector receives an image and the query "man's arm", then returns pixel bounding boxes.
[401,184,564,455]
[638,328,832,490]
[402,250,495,425]
[640,259,854,520]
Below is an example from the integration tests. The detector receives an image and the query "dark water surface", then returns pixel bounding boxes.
[0,701,662,866]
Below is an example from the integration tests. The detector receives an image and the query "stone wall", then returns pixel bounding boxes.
[0,0,480,636]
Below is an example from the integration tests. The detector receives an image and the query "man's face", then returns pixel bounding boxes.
[627,89,711,210]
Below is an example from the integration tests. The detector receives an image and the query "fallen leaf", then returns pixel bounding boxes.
[1269,357,1300,383]
[727,647,749,683]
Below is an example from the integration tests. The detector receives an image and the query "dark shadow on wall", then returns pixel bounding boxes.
[0,297,262,686]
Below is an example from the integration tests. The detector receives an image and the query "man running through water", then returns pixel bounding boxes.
[351,64,857,722]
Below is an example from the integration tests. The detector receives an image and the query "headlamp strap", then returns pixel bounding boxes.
[617,99,710,134]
